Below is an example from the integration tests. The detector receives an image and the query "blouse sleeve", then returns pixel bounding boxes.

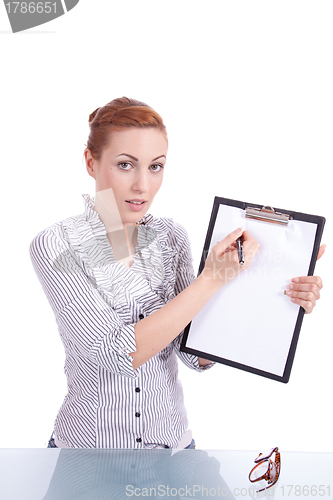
[29,226,140,379]
[171,223,215,372]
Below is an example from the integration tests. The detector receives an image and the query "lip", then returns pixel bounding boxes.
[125,199,147,212]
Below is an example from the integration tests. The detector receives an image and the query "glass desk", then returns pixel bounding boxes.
[0,449,332,499]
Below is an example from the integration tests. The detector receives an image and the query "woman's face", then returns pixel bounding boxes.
[86,127,168,226]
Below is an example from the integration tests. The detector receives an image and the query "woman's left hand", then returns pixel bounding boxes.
[285,244,326,314]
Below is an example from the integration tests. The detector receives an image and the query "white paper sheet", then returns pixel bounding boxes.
[186,204,317,376]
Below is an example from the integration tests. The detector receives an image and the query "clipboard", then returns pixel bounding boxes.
[181,197,325,383]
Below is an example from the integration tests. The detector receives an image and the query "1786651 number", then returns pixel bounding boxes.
[5,2,57,14]
[281,485,331,496]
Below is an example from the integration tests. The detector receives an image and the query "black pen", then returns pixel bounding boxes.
[236,236,245,265]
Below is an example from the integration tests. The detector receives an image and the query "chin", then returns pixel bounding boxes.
[122,214,146,226]
[122,205,150,225]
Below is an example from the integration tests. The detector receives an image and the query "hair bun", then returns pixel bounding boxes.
[88,107,101,124]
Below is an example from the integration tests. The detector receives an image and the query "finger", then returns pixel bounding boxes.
[285,289,320,302]
[214,227,244,254]
[291,276,323,289]
[317,244,327,261]
[285,283,321,300]
[214,229,260,269]
[287,295,315,314]
[242,230,260,261]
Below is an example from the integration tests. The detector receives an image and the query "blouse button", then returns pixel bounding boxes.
[136,437,142,443]
[135,387,141,393]
[138,314,144,320]
[135,412,141,417]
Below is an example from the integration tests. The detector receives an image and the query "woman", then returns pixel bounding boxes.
[30,97,324,449]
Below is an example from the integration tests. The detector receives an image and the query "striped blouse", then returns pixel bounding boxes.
[30,194,213,449]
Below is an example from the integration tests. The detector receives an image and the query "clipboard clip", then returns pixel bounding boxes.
[245,206,292,226]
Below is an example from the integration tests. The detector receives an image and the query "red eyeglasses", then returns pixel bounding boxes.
[249,447,281,493]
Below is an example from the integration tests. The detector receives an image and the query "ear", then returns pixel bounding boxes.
[85,148,97,179]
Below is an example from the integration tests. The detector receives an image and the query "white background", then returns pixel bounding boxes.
[0,1,332,452]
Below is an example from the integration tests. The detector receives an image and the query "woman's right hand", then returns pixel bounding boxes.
[200,228,260,291]
[131,227,259,369]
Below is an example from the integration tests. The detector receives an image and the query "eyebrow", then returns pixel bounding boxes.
[116,154,166,162]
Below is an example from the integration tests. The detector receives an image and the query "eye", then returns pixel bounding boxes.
[118,162,132,171]
[149,164,164,173]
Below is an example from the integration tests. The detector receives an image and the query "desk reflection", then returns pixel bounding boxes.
[43,448,235,499]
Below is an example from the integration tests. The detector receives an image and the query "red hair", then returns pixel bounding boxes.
[86,97,167,161]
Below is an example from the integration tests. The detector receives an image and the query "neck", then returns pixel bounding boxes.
[94,189,140,263]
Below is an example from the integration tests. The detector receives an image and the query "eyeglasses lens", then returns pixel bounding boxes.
[269,462,277,483]
[251,461,270,481]
[250,459,277,491]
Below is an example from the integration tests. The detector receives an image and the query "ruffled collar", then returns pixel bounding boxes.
[59,194,179,308]
[76,194,168,307]
[82,193,154,227]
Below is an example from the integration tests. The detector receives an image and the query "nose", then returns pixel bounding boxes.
[132,169,150,194]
